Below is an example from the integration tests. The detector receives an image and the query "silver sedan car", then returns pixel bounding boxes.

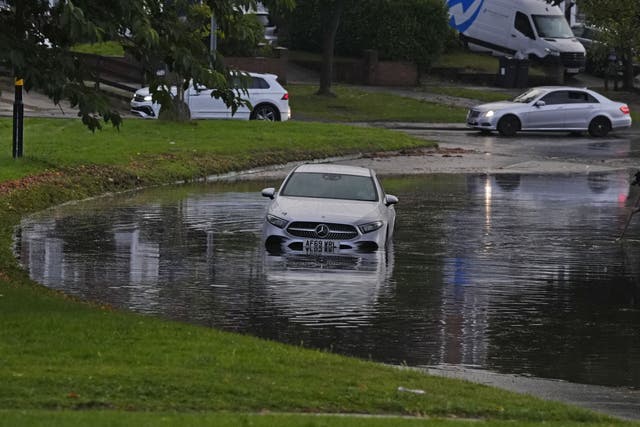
[261,164,398,255]
[467,86,632,137]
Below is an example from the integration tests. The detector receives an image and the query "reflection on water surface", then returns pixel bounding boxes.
[15,172,640,387]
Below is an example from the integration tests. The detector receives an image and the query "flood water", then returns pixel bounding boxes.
[14,172,640,388]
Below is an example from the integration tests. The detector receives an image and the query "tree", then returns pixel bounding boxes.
[578,0,640,90]
[546,0,640,90]
[0,1,123,132]
[0,0,295,132]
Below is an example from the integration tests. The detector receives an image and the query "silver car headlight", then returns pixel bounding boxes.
[359,221,384,234]
[483,110,495,118]
[266,214,288,229]
[143,95,153,102]
[545,48,561,57]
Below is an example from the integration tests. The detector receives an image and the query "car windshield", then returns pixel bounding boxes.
[513,88,545,103]
[532,15,573,38]
[280,172,378,202]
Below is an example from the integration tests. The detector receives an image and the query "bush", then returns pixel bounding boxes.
[287,0,450,71]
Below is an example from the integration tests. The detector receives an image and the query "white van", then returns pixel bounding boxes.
[446,0,586,74]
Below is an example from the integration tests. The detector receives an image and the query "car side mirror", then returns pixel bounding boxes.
[261,188,276,199]
[384,194,399,206]
[534,100,546,108]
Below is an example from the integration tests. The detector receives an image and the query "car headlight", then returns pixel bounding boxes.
[266,214,288,229]
[545,48,561,57]
[143,95,153,102]
[359,221,384,234]
[483,110,495,118]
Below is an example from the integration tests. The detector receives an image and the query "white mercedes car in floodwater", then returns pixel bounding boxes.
[467,86,632,137]
[261,164,398,255]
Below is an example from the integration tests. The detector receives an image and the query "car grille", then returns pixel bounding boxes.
[560,52,586,68]
[467,109,480,120]
[287,222,358,240]
[131,106,156,117]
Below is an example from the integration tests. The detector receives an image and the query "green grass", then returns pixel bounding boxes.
[0,118,431,182]
[434,51,501,73]
[71,41,125,57]
[419,86,512,103]
[434,50,546,77]
[289,85,467,122]
[0,118,637,426]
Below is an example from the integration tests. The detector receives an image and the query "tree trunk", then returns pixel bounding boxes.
[622,48,635,91]
[317,0,345,96]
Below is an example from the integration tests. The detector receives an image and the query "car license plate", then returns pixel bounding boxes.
[304,239,337,254]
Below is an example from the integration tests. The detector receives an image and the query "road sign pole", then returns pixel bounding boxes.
[12,78,24,159]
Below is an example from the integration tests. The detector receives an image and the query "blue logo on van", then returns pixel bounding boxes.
[446,0,484,33]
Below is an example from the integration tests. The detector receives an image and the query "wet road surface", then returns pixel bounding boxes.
[14,171,640,419]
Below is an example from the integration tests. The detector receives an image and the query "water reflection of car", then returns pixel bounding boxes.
[261,250,394,326]
[130,72,290,121]
[466,86,632,137]
[261,164,398,255]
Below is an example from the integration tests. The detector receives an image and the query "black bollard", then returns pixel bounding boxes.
[12,77,24,159]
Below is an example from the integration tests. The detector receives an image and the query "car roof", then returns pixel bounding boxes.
[294,163,373,177]
[531,86,591,92]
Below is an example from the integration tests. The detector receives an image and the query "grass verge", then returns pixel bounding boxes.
[0,118,636,426]
[288,85,468,122]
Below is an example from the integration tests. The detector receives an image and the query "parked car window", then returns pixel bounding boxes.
[515,12,536,40]
[567,91,599,104]
[250,77,270,89]
[540,91,569,105]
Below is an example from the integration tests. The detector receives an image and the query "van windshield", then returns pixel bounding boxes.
[532,15,573,38]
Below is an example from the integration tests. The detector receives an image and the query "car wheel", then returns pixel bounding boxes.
[251,104,280,121]
[588,116,611,137]
[497,115,520,137]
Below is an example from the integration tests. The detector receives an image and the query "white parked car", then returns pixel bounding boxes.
[130,72,290,121]
[261,164,398,255]
[466,86,632,137]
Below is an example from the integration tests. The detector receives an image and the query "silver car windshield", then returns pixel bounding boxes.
[532,15,573,38]
[513,88,545,103]
[280,172,378,202]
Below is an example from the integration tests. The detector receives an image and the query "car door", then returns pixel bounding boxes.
[185,85,230,119]
[231,76,271,120]
[511,11,536,56]
[563,90,599,129]
[519,90,568,129]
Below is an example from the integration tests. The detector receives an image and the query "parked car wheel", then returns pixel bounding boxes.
[588,116,611,137]
[497,115,520,137]
[251,103,280,121]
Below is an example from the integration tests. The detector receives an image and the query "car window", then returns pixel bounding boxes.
[514,88,545,103]
[280,172,378,202]
[250,77,270,89]
[540,91,569,105]
[567,91,599,104]
[515,12,536,40]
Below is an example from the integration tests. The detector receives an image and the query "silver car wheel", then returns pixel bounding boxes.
[251,104,279,121]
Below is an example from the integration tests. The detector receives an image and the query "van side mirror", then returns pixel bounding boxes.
[261,188,276,199]
[534,100,546,108]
